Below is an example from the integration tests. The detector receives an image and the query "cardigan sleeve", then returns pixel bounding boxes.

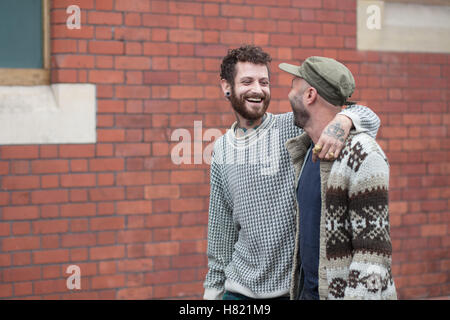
[344,140,397,299]
[203,143,237,300]
[339,104,381,139]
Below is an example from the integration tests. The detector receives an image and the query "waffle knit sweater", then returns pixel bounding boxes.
[286,132,397,299]
[203,106,380,300]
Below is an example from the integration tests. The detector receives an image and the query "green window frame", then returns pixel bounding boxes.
[0,0,50,86]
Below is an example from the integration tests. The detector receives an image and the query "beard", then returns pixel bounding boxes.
[289,94,310,129]
[229,87,270,121]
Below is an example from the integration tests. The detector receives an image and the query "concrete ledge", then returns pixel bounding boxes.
[0,84,96,145]
[357,0,450,53]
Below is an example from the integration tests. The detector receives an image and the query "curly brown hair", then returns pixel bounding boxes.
[220,45,272,86]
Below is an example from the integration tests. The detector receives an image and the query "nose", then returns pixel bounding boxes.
[249,81,264,96]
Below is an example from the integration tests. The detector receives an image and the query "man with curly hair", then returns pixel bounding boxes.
[203,45,382,300]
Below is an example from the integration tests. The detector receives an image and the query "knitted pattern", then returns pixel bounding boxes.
[203,106,381,300]
[286,132,397,300]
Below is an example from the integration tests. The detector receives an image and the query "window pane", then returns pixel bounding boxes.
[0,0,43,68]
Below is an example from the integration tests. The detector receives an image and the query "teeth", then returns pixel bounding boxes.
[247,98,262,102]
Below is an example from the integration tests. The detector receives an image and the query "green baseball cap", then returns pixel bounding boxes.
[279,56,355,106]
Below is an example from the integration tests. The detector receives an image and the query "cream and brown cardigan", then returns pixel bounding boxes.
[286,131,397,300]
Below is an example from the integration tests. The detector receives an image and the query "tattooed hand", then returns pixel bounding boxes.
[312,114,352,162]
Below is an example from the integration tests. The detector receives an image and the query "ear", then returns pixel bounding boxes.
[220,79,232,98]
[305,87,318,105]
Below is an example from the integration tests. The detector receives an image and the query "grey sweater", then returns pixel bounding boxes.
[203,106,380,300]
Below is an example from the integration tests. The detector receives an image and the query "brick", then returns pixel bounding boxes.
[14,282,33,296]
[117,287,153,300]
[60,203,96,217]
[315,36,344,48]
[33,249,69,264]
[170,198,204,212]
[115,0,150,12]
[54,55,95,68]
[59,145,95,158]
[92,275,126,289]
[52,0,95,9]
[168,1,202,15]
[33,220,69,234]
[315,9,344,22]
[90,245,125,260]
[146,214,179,228]
[32,160,69,174]
[117,230,152,243]
[0,253,11,267]
[114,27,151,41]
[0,222,10,236]
[97,129,125,143]
[32,190,68,204]
[145,242,179,257]
[169,86,203,99]
[34,279,67,294]
[90,217,125,231]
[421,224,447,237]
[124,12,141,26]
[0,284,12,298]
[88,11,123,25]
[171,170,205,184]
[117,201,152,215]
[169,30,203,43]
[2,176,40,190]
[1,146,38,159]
[115,143,151,157]
[60,174,96,187]
[97,100,125,113]
[116,85,151,99]
[116,115,152,128]
[144,43,177,58]
[221,4,253,17]
[52,39,77,53]
[172,254,205,268]
[41,234,60,250]
[195,17,227,31]
[171,282,203,298]
[117,258,153,272]
[115,56,151,70]
[41,175,59,189]
[89,158,124,172]
[116,172,152,186]
[220,31,253,45]
[171,226,205,241]
[144,185,180,199]
[3,266,41,282]
[89,70,124,83]
[3,236,40,251]
[144,71,179,84]
[145,270,178,285]
[62,233,96,247]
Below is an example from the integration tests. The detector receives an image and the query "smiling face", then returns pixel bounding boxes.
[228,62,271,121]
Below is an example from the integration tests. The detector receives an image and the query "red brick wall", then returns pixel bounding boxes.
[0,0,448,299]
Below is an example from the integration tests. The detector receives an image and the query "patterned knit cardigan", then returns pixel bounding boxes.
[285,131,397,300]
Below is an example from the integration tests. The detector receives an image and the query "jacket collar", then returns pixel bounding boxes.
[285,132,312,177]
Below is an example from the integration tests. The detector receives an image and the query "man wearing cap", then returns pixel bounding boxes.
[203,45,383,300]
[280,56,397,299]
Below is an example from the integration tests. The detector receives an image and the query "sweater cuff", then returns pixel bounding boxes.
[338,109,365,134]
[203,287,224,300]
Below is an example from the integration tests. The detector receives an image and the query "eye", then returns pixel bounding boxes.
[260,80,269,86]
